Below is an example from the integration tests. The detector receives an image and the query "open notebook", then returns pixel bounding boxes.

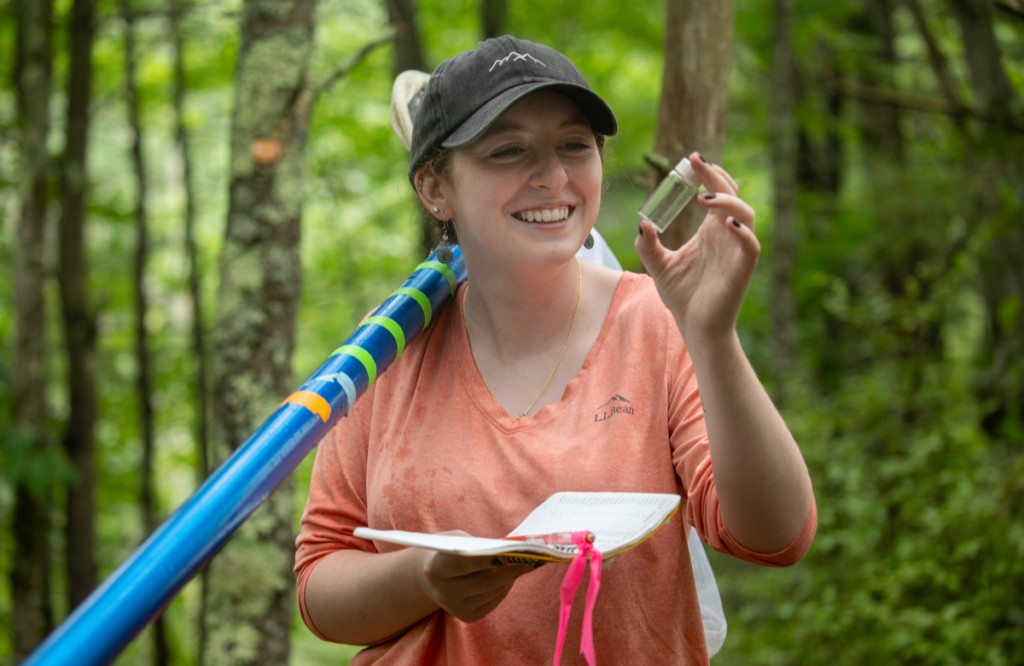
[354,491,681,563]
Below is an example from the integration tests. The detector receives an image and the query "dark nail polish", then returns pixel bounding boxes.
[701,192,717,200]
[698,153,711,164]
[731,217,741,228]
[638,224,644,237]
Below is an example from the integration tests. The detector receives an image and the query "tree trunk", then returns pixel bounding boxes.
[797,37,842,195]
[120,1,170,663]
[950,0,1024,437]
[384,0,434,256]
[11,0,56,657]
[769,0,798,404]
[949,0,1020,123]
[481,0,508,38]
[794,36,842,395]
[203,2,317,664]
[905,0,966,129]
[57,0,99,612]
[168,1,213,660]
[853,0,905,162]
[385,0,425,74]
[653,0,735,247]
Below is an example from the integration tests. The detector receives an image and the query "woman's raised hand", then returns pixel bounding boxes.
[634,152,760,344]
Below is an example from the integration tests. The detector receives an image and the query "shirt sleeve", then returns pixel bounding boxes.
[665,312,817,567]
[686,453,817,567]
[293,390,379,638]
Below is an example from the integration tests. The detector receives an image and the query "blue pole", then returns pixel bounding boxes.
[24,249,467,666]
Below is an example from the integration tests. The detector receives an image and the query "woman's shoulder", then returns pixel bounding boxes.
[616,269,655,292]
[613,270,670,314]
[595,270,680,347]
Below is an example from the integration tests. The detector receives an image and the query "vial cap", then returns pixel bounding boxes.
[674,157,699,186]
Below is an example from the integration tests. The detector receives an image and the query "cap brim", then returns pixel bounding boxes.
[441,82,618,149]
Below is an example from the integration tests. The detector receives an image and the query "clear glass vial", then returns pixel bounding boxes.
[638,156,700,232]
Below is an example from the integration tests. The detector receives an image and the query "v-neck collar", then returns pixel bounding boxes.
[450,273,633,432]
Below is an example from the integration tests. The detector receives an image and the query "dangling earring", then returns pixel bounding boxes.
[583,232,595,250]
[437,218,454,264]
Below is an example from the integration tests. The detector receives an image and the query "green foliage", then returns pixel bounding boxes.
[711,148,1024,661]
[0,1,1021,664]
[714,322,1024,664]
[701,3,1022,664]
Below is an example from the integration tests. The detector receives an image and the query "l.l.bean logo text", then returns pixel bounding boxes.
[594,394,634,422]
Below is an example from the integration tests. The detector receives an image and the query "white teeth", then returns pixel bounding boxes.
[517,206,570,223]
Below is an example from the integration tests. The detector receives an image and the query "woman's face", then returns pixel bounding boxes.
[439,91,604,268]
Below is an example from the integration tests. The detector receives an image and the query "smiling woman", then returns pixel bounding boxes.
[294,35,816,666]
[424,91,605,276]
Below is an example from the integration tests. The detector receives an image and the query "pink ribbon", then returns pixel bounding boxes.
[552,531,603,666]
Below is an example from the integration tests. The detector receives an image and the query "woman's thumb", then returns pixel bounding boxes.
[634,217,664,274]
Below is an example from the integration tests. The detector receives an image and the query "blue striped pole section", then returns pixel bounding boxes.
[24,248,467,666]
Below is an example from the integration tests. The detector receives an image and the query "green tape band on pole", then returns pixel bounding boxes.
[331,344,378,387]
[361,315,406,357]
[393,287,433,330]
[415,260,457,296]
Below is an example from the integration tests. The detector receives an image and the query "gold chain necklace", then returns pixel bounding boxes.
[463,257,583,419]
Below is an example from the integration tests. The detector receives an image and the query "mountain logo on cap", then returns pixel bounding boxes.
[489,51,546,72]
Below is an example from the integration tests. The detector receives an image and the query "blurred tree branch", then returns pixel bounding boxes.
[996,0,1024,20]
[314,30,394,103]
[817,72,1024,132]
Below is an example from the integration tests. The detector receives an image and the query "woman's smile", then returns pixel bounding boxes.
[512,205,573,224]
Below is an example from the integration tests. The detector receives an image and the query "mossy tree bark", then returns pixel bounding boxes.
[652,0,735,247]
[204,2,317,664]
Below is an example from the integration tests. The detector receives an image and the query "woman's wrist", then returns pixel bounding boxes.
[677,319,742,362]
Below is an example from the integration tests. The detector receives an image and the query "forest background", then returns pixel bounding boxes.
[1,0,1022,664]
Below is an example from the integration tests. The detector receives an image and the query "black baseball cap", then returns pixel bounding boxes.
[408,35,618,181]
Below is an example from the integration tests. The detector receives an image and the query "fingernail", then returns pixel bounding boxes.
[698,153,711,164]
[701,192,717,200]
[731,217,741,228]
[638,223,644,237]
